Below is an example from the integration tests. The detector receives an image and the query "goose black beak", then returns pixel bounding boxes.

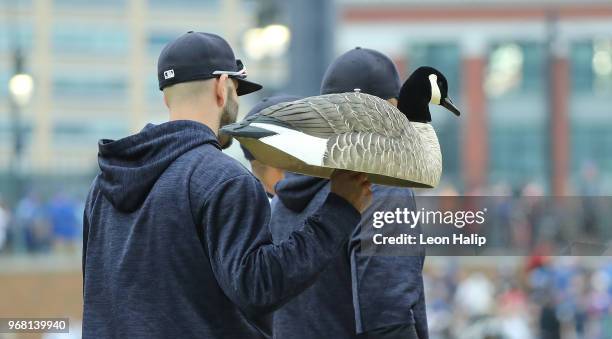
[441,97,461,116]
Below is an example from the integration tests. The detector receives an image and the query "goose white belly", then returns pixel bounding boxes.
[251,123,328,166]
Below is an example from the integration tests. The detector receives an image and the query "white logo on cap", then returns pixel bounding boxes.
[164,69,175,80]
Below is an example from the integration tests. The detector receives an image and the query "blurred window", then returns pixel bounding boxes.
[571,39,612,94]
[408,43,462,184]
[52,25,128,56]
[52,74,127,99]
[147,29,218,57]
[571,41,594,93]
[570,39,612,188]
[571,124,612,181]
[147,32,182,56]
[592,39,612,92]
[53,121,127,144]
[147,0,218,8]
[54,0,126,7]
[0,26,34,52]
[148,74,163,100]
[409,43,461,97]
[0,0,32,6]
[489,124,546,186]
[486,42,544,98]
[0,71,8,99]
[0,121,33,149]
[487,42,547,188]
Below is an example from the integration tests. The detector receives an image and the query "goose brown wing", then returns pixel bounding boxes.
[323,129,440,188]
[257,92,410,138]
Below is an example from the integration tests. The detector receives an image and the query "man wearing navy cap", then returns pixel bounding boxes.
[82,32,372,338]
[269,47,428,339]
[240,95,301,198]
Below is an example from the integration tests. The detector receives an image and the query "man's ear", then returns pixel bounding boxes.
[215,74,229,108]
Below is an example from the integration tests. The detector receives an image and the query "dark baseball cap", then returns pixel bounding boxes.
[157,31,262,95]
[240,94,301,161]
[320,47,401,99]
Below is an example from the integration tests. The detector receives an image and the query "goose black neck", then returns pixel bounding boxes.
[398,91,432,123]
[408,106,432,123]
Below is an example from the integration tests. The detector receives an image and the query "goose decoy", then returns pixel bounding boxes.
[220,66,460,188]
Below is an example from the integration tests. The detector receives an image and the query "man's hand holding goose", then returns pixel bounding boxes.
[330,170,372,213]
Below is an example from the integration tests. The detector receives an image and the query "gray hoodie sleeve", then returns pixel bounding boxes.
[201,173,361,317]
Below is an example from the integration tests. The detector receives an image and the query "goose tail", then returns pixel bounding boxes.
[220,114,295,139]
[219,119,277,139]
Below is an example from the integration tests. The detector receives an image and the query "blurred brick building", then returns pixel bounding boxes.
[336,0,612,194]
[0,0,262,196]
[0,0,611,196]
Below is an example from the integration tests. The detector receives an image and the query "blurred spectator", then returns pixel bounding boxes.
[47,193,79,253]
[539,297,561,339]
[580,161,600,197]
[14,192,52,253]
[0,189,86,255]
[0,198,9,252]
[455,272,495,318]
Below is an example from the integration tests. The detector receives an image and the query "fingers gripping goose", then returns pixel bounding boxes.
[220,66,461,188]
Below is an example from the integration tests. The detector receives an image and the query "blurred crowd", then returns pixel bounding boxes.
[425,172,612,256]
[2,180,610,257]
[1,180,611,339]
[425,257,612,339]
[0,192,82,255]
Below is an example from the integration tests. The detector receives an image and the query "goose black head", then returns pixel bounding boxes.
[398,66,461,123]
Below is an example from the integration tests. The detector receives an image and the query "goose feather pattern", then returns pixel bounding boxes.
[222,92,443,188]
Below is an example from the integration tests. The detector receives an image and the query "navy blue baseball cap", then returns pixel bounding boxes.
[157,31,262,95]
[240,94,301,161]
[320,47,401,99]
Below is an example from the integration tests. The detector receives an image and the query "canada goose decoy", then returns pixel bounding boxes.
[220,66,460,188]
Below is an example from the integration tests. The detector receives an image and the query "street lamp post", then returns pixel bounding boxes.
[287,0,335,96]
[8,49,34,203]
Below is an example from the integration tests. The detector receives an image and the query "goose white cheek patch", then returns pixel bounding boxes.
[429,74,441,105]
[251,123,328,166]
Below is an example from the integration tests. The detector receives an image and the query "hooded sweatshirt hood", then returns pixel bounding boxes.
[97,120,220,212]
[274,173,329,213]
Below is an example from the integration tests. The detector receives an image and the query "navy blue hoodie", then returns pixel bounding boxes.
[82,121,361,338]
[270,173,428,339]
